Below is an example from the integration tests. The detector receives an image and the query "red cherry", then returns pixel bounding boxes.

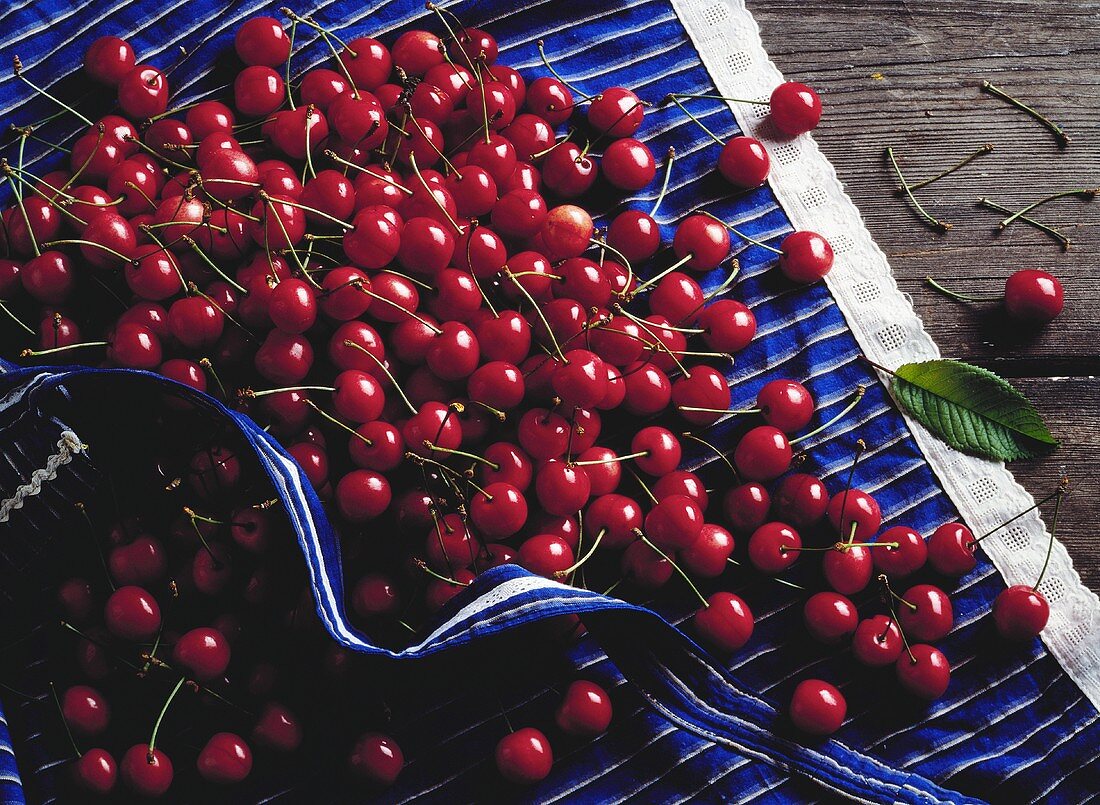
[896,644,951,700]
[255,330,314,384]
[822,545,873,595]
[168,296,224,349]
[519,534,574,578]
[672,214,730,272]
[585,493,644,550]
[471,482,529,538]
[699,299,757,354]
[173,627,231,681]
[757,379,815,432]
[826,489,881,540]
[555,680,613,736]
[107,535,167,586]
[645,494,704,550]
[104,586,160,641]
[58,578,95,623]
[653,470,708,510]
[789,679,845,735]
[186,100,235,138]
[733,426,792,481]
[631,426,682,476]
[803,592,858,643]
[72,748,117,794]
[63,685,111,735]
[336,469,392,522]
[120,744,173,797]
[897,584,954,642]
[852,615,903,667]
[680,523,735,578]
[234,16,290,65]
[723,482,771,533]
[539,204,594,262]
[606,209,661,264]
[602,138,656,190]
[349,733,404,786]
[1004,269,1064,323]
[621,539,673,588]
[780,231,833,284]
[693,591,754,653]
[651,271,705,325]
[672,366,731,426]
[718,136,770,188]
[495,727,553,785]
[621,361,672,415]
[873,526,928,578]
[551,349,607,409]
[517,408,569,460]
[118,65,169,118]
[252,703,302,752]
[85,36,135,85]
[747,521,801,574]
[234,65,285,117]
[588,87,644,137]
[536,461,591,517]
[927,522,978,577]
[772,473,829,528]
[197,732,253,784]
[528,76,573,124]
[770,82,822,136]
[993,584,1049,640]
[338,37,392,90]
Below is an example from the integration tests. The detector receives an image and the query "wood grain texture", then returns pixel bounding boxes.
[749,0,1099,591]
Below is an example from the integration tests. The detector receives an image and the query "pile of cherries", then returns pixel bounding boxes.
[0,7,1054,796]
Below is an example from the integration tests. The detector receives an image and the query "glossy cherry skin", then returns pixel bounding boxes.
[335,469,391,522]
[621,539,673,588]
[672,214,731,272]
[118,65,169,118]
[719,135,771,188]
[653,470,709,510]
[779,231,834,284]
[173,627,231,681]
[803,592,858,643]
[252,703,303,752]
[772,473,829,528]
[770,81,822,136]
[104,585,160,641]
[747,521,801,574]
[585,494,644,550]
[73,748,117,794]
[723,482,771,533]
[197,732,253,784]
[852,615,903,667]
[822,545,874,595]
[873,526,928,578]
[896,644,951,700]
[85,36,135,85]
[120,745,173,797]
[733,426,792,481]
[699,299,757,354]
[602,137,656,190]
[607,209,661,264]
[349,733,404,786]
[757,379,815,432]
[789,679,846,735]
[897,584,954,642]
[693,591,754,653]
[927,522,977,576]
[1003,269,1064,323]
[63,685,111,735]
[826,489,881,541]
[496,727,553,785]
[527,76,573,125]
[680,523,735,578]
[555,680,613,736]
[993,585,1050,640]
[644,494,704,550]
[631,426,682,476]
[470,482,529,538]
[234,16,290,66]
[672,366,732,427]
[519,534,575,578]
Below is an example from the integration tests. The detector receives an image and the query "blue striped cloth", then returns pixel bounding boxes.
[0,1,1097,803]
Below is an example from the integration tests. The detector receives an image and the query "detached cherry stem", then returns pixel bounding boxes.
[998,187,1098,230]
[980,80,1069,146]
[976,198,1069,251]
[536,39,595,101]
[885,146,951,232]
[904,143,994,192]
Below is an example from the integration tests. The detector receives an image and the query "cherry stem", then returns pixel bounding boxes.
[972,482,1068,545]
[878,575,918,611]
[700,210,784,255]
[637,532,709,607]
[21,341,108,358]
[339,339,418,415]
[905,144,994,192]
[48,681,82,757]
[682,432,739,479]
[1034,480,1068,589]
[184,508,226,568]
[413,557,468,587]
[324,152,413,193]
[976,198,1069,251]
[406,152,465,233]
[980,80,1069,146]
[0,300,34,336]
[632,253,693,294]
[627,468,658,505]
[571,450,648,467]
[556,528,605,579]
[304,398,372,445]
[885,146,952,232]
[504,268,568,362]
[789,385,866,445]
[244,385,333,398]
[663,95,724,147]
[998,187,1098,230]
[147,676,185,761]
[782,541,898,554]
[59,621,141,670]
[678,405,758,415]
[75,502,116,591]
[877,574,917,663]
[199,358,228,400]
[701,259,742,304]
[536,40,594,101]
[671,91,769,106]
[422,441,499,470]
[650,146,676,217]
[13,56,94,126]
[838,439,867,544]
[40,238,133,264]
[427,3,477,72]
[924,276,1000,304]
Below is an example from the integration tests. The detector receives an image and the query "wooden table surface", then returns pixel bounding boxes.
[751,0,1099,592]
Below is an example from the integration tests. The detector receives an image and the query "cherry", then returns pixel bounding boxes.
[542,142,598,198]
[517,408,570,460]
[873,526,928,578]
[349,733,404,786]
[769,82,822,136]
[673,366,732,426]
[680,523,735,578]
[723,482,771,533]
[993,584,1049,640]
[747,521,801,574]
[822,544,873,595]
[826,489,881,541]
[896,644,951,700]
[718,136,770,188]
[471,482,529,538]
[539,204,595,262]
[404,401,462,458]
[528,76,573,125]
[336,36,391,90]
[234,16,290,66]
[104,585,160,641]
[173,627,231,681]
[757,379,815,432]
[186,100,235,139]
[335,469,392,522]
[120,744,173,797]
[197,733,253,784]
[494,726,553,785]
[536,461,591,516]
[118,65,169,118]
[671,214,731,272]
[107,535,167,586]
[607,209,661,264]
[255,330,314,384]
[779,231,834,284]
[693,591,754,653]
[602,138,656,190]
[519,534,574,578]
[927,522,977,576]
[58,578,95,623]
[352,573,402,618]
[631,426,682,476]
[22,251,75,304]
[897,584,953,642]
[803,592,858,643]
[588,86,644,137]
[733,426,792,481]
[555,680,613,737]
[1004,269,1064,323]
[551,349,606,408]
[621,539,673,588]
[852,615,903,667]
[644,494,704,550]
[63,685,111,735]
[234,65,285,117]
[426,322,480,380]
[772,473,829,528]
[653,470,708,509]
[73,748,117,794]
[621,361,672,415]
[85,36,135,85]
[585,494,643,549]
[789,679,845,735]
[252,703,302,752]
[651,271,705,325]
